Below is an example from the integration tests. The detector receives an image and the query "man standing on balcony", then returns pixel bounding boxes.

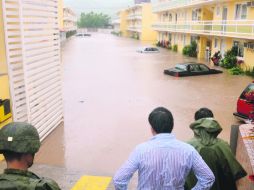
[113,107,215,190]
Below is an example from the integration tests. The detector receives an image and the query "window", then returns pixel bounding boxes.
[183,35,186,46]
[233,41,244,57]
[192,9,198,21]
[214,38,218,48]
[191,36,198,43]
[235,4,247,20]
[216,6,220,16]
[199,65,209,72]
[241,4,247,19]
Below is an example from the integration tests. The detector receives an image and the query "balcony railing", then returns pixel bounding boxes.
[152,20,254,39]
[127,14,142,20]
[127,25,142,32]
[153,0,216,12]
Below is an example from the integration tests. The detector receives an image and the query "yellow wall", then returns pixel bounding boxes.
[58,0,64,30]
[0,0,7,74]
[0,1,12,128]
[119,10,128,37]
[140,4,157,44]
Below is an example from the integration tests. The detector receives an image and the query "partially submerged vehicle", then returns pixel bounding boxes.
[234,82,254,123]
[164,62,223,77]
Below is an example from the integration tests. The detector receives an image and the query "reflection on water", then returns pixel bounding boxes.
[37,33,252,175]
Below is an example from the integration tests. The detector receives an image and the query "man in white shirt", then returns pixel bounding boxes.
[114,107,215,190]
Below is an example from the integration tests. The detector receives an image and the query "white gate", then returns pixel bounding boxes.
[2,0,63,140]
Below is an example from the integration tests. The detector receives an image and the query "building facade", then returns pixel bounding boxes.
[152,0,254,68]
[118,3,157,43]
[135,0,151,4]
[63,7,77,33]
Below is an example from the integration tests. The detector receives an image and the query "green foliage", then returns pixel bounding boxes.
[173,44,178,52]
[231,46,238,56]
[220,47,237,69]
[228,67,244,75]
[78,12,110,28]
[245,67,254,77]
[66,30,76,38]
[167,45,172,50]
[182,41,197,57]
[156,41,161,47]
[111,31,121,36]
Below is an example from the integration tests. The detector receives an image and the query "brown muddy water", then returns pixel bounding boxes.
[36,33,253,176]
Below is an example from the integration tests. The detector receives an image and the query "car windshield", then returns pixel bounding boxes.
[241,84,254,99]
[175,64,187,71]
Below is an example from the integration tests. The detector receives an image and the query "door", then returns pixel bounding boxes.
[222,7,228,33]
[220,39,226,57]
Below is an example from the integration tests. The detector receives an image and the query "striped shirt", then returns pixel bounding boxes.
[113,133,214,190]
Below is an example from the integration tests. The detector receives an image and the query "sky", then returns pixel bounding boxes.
[64,0,133,16]
[64,0,156,17]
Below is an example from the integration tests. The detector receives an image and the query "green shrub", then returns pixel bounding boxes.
[228,67,244,75]
[182,41,197,57]
[173,44,178,52]
[168,45,172,50]
[220,54,237,69]
[245,67,254,77]
[220,47,237,69]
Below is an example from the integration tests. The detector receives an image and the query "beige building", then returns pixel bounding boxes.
[63,7,77,33]
[117,3,157,43]
[152,0,254,68]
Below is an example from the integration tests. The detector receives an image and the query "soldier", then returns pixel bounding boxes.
[0,122,61,189]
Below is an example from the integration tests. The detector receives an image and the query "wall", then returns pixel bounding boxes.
[0,0,12,128]
[119,10,128,37]
[141,4,157,44]
[58,0,64,30]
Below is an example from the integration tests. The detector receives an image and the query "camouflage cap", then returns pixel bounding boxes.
[0,122,40,154]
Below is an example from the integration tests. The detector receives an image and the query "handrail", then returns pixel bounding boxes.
[152,20,254,38]
[153,0,216,12]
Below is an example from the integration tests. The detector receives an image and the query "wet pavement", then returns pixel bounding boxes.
[31,33,253,188]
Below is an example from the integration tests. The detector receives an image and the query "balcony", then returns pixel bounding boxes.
[152,20,254,39]
[153,0,216,13]
[127,14,142,20]
[127,25,142,32]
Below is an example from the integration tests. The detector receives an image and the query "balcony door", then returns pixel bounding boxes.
[222,7,228,33]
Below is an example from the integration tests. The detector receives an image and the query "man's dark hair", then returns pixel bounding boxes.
[3,151,23,162]
[195,107,214,120]
[148,107,174,133]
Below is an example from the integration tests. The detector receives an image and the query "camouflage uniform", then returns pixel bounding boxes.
[0,122,61,190]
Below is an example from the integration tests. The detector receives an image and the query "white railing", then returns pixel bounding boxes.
[127,13,142,20]
[152,20,254,39]
[153,0,216,12]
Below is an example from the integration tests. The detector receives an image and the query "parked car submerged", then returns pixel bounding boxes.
[76,33,91,37]
[164,62,223,77]
[233,82,254,123]
[137,47,159,53]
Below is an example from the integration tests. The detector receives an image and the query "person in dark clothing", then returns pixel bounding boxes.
[185,108,247,190]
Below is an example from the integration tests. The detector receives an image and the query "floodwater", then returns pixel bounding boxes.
[36,33,253,176]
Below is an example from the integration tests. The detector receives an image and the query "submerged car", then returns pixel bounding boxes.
[233,82,254,123]
[164,62,223,77]
[137,47,159,53]
[76,33,91,37]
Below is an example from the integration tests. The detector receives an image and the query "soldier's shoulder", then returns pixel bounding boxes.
[36,177,61,190]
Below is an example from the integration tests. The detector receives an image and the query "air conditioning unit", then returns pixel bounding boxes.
[247,1,254,7]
